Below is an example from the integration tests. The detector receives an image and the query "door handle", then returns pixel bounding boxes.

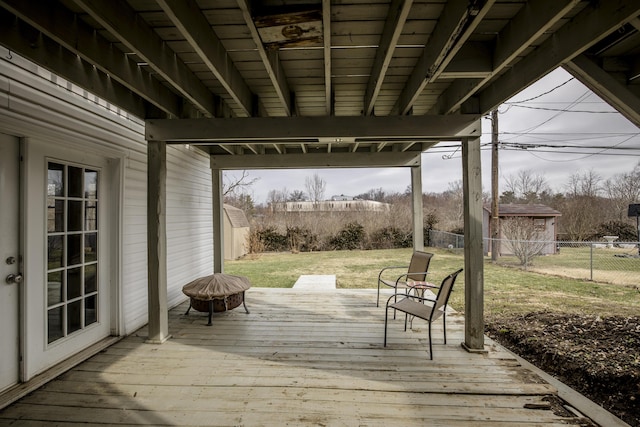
[5,273,23,284]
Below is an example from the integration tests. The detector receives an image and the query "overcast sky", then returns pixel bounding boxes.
[227,68,640,204]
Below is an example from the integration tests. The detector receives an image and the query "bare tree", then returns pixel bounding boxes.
[305,173,326,203]
[223,170,259,197]
[445,180,464,226]
[356,187,387,202]
[565,169,602,198]
[559,170,606,240]
[503,169,550,202]
[603,162,640,220]
[501,217,548,269]
[267,188,290,210]
[288,190,306,201]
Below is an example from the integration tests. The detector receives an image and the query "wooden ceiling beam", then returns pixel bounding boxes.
[210,151,422,170]
[145,114,480,142]
[0,11,148,117]
[476,0,640,114]
[157,0,253,117]
[432,0,581,115]
[565,54,640,128]
[439,42,492,78]
[71,0,217,117]
[393,0,494,115]
[236,0,291,116]
[0,0,181,118]
[323,0,331,115]
[363,0,413,116]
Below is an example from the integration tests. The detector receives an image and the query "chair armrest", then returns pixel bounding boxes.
[406,281,438,291]
[405,294,437,304]
[385,292,437,306]
[394,271,431,285]
[378,265,409,281]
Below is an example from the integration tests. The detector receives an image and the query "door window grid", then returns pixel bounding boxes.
[46,162,99,344]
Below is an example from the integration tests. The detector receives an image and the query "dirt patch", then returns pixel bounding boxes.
[485,312,640,426]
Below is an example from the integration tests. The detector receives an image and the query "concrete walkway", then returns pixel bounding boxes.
[292,274,336,290]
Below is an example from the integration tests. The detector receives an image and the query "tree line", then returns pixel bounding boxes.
[223,162,639,253]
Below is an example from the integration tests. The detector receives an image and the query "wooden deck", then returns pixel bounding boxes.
[0,288,597,426]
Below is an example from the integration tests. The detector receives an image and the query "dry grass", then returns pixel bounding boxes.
[225,248,640,317]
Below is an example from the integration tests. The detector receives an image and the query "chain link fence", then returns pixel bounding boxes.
[429,229,464,249]
[429,230,639,286]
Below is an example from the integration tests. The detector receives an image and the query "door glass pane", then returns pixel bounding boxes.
[85,201,97,230]
[67,267,82,300]
[68,166,83,198]
[85,295,97,326]
[47,199,65,232]
[85,264,97,294]
[67,200,82,231]
[85,170,98,198]
[67,300,82,334]
[47,307,64,344]
[47,271,63,306]
[47,163,64,197]
[85,233,97,262]
[48,236,64,269]
[67,234,82,266]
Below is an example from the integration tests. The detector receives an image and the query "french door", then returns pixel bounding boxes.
[23,140,114,380]
[0,133,20,392]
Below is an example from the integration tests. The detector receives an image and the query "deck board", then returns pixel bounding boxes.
[0,288,595,426]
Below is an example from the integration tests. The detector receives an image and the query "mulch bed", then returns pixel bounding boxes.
[485,312,640,427]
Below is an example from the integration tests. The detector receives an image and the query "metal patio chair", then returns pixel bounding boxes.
[376,250,433,307]
[383,268,463,360]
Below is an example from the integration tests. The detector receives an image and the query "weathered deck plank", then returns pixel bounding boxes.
[0,289,594,426]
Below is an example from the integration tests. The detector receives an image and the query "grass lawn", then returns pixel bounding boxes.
[497,246,640,285]
[225,248,640,317]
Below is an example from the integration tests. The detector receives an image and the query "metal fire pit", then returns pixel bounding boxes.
[182,273,251,325]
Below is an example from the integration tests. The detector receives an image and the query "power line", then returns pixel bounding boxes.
[505,104,618,113]
[501,147,640,159]
[499,142,640,150]
[504,77,576,104]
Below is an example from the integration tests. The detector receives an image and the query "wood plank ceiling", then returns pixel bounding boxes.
[1,0,639,163]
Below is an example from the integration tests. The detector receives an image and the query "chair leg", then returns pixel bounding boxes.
[377,282,380,307]
[384,306,389,347]
[428,321,433,360]
[393,287,398,320]
[403,313,408,331]
[185,302,192,315]
[443,314,447,344]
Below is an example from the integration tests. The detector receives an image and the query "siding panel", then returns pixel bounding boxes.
[0,50,214,337]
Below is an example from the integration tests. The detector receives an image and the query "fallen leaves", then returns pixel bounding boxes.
[486,312,640,427]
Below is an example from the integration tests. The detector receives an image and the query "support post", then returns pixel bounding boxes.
[146,140,170,344]
[461,134,485,353]
[210,163,224,273]
[411,163,424,251]
[490,109,500,262]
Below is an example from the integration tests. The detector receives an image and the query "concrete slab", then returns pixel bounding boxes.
[293,275,336,290]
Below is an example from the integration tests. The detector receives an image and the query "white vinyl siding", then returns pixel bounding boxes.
[0,48,214,336]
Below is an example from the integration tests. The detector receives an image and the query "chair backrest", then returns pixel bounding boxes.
[406,251,434,282]
[432,268,463,318]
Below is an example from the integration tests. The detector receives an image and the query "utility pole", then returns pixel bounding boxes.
[491,109,500,262]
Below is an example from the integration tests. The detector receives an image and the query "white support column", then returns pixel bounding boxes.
[146,140,170,344]
[461,134,486,353]
[411,164,424,251]
[210,164,224,273]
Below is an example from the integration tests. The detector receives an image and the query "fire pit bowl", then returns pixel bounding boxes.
[182,273,251,325]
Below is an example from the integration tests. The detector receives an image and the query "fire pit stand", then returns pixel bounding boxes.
[182,273,251,325]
